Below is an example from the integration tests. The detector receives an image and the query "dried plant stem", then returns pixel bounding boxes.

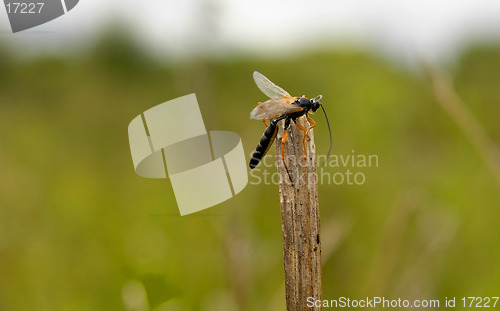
[425,65,500,188]
[275,116,322,311]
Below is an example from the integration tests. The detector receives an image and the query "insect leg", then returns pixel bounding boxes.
[281,117,291,163]
[280,118,294,184]
[305,115,316,138]
[294,120,308,156]
[281,130,288,167]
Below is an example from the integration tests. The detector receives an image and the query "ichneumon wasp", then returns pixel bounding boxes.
[249,71,332,181]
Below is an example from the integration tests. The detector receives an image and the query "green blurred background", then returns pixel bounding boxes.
[1,10,500,311]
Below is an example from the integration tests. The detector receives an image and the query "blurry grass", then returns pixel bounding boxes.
[424,63,500,187]
[0,32,500,310]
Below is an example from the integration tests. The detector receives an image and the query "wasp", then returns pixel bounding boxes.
[249,71,332,176]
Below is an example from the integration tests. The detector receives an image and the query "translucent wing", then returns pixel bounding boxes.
[250,98,302,120]
[253,71,291,99]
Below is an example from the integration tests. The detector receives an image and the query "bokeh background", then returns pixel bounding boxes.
[1,1,500,310]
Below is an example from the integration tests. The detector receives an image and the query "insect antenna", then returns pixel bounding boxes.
[320,104,333,167]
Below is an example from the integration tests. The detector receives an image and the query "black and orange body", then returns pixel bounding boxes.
[249,98,321,169]
[249,71,332,174]
[249,118,279,169]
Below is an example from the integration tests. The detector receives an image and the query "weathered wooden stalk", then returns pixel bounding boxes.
[275,116,322,311]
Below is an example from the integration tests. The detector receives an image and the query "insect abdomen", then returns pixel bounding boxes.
[249,122,278,169]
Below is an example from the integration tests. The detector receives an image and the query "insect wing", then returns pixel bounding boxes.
[250,98,302,120]
[253,71,291,99]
